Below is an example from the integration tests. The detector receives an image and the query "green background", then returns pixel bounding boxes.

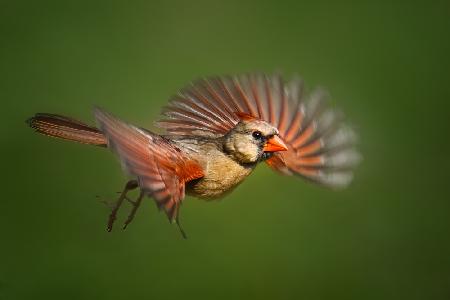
[1,1,449,299]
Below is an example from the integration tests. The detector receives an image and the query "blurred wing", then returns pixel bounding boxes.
[157,73,360,189]
[95,108,204,221]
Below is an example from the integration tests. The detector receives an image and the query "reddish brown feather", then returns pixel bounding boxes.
[203,79,238,124]
[291,123,316,148]
[297,139,322,156]
[250,75,266,120]
[193,81,235,125]
[292,166,320,177]
[95,108,204,221]
[277,78,289,134]
[163,106,224,132]
[264,76,276,125]
[27,113,107,146]
[297,156,324,166]
[233,77,258,116]
[266,154,291,175]
[187,86,231,127]
[284,107,304,141]
[235,112,258,122]
[216,77,243,113]
[156,74,357,188]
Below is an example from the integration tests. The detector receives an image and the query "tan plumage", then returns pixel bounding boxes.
[27,73,360,237]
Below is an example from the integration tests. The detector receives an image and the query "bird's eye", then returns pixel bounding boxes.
[252,131,263,139]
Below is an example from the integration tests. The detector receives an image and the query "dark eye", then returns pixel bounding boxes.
[252,131,263,139]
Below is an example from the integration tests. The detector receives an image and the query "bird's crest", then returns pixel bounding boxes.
[235,112,258,122]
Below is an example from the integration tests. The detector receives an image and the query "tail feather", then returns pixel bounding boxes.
[27,113,107,147]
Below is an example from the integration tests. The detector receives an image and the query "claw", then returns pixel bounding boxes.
[106,180,139,232]
[125,196,136,205]
[96,195,116,210]
[123,191,144,230]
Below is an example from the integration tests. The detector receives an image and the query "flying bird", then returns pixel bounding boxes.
[27,73,360,237]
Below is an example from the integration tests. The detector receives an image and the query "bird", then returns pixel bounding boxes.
[27,73,360,237]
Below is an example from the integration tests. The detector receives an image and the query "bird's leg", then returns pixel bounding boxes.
[123,190,144,230]
[107,180,139,232]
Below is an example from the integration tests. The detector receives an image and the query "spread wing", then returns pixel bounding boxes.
[156,73,360,189]
[95,108,204,221]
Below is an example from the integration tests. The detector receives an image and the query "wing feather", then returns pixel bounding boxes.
[95,108,204,221]
[157,73,360,189]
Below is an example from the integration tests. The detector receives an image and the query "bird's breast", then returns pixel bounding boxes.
[186,150,255,200]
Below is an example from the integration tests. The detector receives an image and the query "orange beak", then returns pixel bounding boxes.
[263,135,288,152]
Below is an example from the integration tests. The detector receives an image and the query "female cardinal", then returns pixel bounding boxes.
[27,73,360,237]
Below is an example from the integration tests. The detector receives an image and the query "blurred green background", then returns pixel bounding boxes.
[1,1,449,299]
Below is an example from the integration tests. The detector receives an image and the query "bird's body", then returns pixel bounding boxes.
[168,122,276,199]
[27,73,360,236]
[175,136,255,199]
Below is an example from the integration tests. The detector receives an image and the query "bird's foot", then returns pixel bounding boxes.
[105,180,141,232]
[122,190,144,230]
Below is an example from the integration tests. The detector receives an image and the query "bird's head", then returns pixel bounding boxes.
[224,113,288,164]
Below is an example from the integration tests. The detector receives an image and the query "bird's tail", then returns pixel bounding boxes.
[27,113,107,147]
